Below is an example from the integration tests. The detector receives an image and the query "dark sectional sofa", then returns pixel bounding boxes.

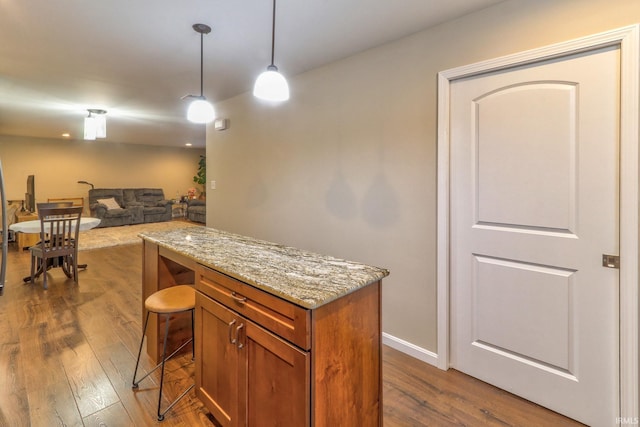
[89,188,172,228]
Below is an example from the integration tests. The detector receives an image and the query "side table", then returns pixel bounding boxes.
[15,211,38,250]
[171,202,188,219]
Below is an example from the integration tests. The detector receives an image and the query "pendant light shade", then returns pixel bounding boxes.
[187,97,216,123]
[254,65,289,102]
[95,114,106,138]
[186,23,215,124]
[84,116,96,140]
[187,97,215,124]
[253,0,289,102]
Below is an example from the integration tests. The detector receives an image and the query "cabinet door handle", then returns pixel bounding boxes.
[236,323,244,349]
[228,319,237,345]
[231,292,247,304]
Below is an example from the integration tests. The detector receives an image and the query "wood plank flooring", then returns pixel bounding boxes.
[0,242,584,426]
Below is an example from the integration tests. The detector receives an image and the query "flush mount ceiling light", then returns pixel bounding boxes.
[253,0,289,102]
[184,23,216,124]
[84,109,107,141]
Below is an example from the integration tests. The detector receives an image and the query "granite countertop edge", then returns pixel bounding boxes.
[139,226,389,309]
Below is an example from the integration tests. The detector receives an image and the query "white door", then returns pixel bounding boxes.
[449,45,619,427]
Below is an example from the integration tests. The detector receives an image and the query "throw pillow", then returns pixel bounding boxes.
[97,197,121,210]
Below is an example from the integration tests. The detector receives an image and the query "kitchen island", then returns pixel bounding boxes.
[139,226,389,427]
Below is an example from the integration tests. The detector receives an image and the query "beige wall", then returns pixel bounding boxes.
[0,135,205,211]
[206,0,640,356]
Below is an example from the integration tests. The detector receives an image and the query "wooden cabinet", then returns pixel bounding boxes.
[195,292,309,427]
[15,211,39,250]
[195,265,381,427]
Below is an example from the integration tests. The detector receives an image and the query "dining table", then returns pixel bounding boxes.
[9,216,101,234]
[9,216,101,282]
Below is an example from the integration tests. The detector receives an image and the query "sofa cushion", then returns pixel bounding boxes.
[143,206,167,215]
[101,208,131,218]
[97,197,121,210]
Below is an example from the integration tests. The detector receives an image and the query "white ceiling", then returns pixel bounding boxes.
[0,0,503,148]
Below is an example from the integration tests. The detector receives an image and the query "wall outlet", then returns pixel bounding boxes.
[211,180,216,190]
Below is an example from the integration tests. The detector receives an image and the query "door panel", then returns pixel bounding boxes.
[244,320,310,427]
[476,82,576,231]
[473,256,575,372]
[450,46,619,427]
[195,293,240,427]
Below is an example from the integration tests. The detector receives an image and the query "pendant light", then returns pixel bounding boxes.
[253,0,289,102]
[185,23,216,124]
[84,109,107,140]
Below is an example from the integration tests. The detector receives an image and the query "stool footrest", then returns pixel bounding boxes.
[132,337,193,387]
[158,383,195,421]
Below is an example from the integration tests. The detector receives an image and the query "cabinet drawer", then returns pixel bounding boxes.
[196,265,310,350]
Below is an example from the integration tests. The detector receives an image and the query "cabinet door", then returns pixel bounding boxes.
[195,293,242,427]
[242,319,310,427]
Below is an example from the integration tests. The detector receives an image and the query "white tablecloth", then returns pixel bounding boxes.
[9,217,101,234]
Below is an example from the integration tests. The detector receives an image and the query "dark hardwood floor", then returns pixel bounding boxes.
[0,242,584,426]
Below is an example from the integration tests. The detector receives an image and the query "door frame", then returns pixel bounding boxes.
[436,25,639,420]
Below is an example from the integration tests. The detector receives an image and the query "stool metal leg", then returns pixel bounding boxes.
[156,312,170,421]
[132,309,195,422]
[132,311,151,388]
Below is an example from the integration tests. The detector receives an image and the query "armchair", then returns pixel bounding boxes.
[186,199,206,223]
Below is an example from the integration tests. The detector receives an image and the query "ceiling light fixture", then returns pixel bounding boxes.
[84,109,107,141]
[184,23,215,124]
[253,0,289,102]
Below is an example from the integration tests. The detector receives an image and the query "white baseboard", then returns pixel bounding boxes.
[382,332,440,368]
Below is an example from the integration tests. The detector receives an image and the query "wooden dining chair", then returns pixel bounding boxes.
[38,201,73,209]
[38,202,91,271]
[29,205,83,289]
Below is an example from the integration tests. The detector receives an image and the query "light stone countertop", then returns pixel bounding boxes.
[139,226,389,309]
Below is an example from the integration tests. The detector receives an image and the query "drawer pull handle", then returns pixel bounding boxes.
[231,292,247,304]
[236,323,245,349]
[228,319,237,345]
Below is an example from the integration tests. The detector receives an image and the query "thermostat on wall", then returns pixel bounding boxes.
[214,118,229,131]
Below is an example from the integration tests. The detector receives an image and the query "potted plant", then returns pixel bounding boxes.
[193,155,206,199]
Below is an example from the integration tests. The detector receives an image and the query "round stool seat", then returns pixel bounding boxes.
[145,285,195,314]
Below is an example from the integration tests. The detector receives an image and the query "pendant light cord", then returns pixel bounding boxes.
[200,31,204,97]
[270,0,276,67]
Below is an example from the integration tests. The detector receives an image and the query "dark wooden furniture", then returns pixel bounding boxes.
[39,202,73,208]
[46,197,84,210]
[29,205,83,289]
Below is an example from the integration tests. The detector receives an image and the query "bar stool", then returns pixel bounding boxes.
[132,285,196,421]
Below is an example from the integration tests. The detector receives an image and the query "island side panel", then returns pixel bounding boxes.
[311,281,382,427]
[142,240,197,363]
[142,240,160,362]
